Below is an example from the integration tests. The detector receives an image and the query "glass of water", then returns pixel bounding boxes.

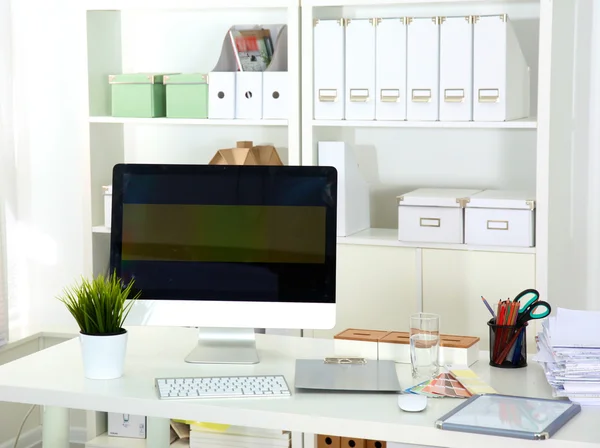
[410,312,440,379]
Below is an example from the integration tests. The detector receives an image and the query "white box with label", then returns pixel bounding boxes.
[345,18,376,120]
[208,72,236,119]
[314,19,345,120]
[103,185,112,229]
[108,412,146,439]
[397,188,481,244]
[439,16,474,121]
[465,190,535,247]
[473,14,530,121]
[406,17,440,121]
[375,18,407,120]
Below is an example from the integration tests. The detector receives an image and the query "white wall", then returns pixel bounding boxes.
[9,0,89,336]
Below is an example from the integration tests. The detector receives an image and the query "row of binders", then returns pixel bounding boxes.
[314,14,530,122]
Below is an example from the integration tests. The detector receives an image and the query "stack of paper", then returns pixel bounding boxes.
[189,423,290,448]
[535,308,600,405]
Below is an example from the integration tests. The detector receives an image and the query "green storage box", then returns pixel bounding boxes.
[109,73,170,118]
[165,74,209,119]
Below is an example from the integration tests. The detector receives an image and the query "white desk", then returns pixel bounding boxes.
[0,327,598,448]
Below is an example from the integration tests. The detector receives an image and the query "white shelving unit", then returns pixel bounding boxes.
[300,0,576,341]
[89,117,288,126]
[80,0,579,444]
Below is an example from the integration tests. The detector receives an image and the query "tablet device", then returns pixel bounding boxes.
[435,394,581,440]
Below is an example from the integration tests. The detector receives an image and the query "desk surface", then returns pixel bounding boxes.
[0,327,598,448]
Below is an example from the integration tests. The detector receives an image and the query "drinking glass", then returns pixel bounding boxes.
[410,313,440,378]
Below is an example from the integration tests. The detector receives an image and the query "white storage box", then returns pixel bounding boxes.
[397,188,481,244]
[262,72,288,119]
[108,412,146,439]
[314,19,345,120]
[333,328,387,360]
[208,72,236,119]
[103,185,112,228]
[465,190,535,247]
[378,332,480,366]
[318,141,370,236]
[473,14,530,122]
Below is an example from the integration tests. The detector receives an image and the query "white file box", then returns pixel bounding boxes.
[262,72,288,120]
[235,72,263,119]
[376,18,407,121]
[439,16,474,121]
[473,14,530,121]
[208,72,236,119]
[406,17,440,121]
[465,190,535,247]
[334,329,386,360]
[314,19,345,120]
[345,19,376,120]
[378,332,480,367]
[318,141,370,236]
[103,185,112,229]
[397,188,481,244]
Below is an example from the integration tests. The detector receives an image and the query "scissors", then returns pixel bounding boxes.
[513,288,551,325]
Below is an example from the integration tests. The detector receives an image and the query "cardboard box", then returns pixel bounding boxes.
[209,141,283,166]
[342,437,365,448]
[317,435,341,448]
[108,412,146,439]
[109,73,171,118]
[165,73,208,119]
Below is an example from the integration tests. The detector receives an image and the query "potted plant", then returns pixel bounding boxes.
[58,273,140,380]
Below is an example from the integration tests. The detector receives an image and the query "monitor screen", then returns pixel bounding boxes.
[110,164,337,304]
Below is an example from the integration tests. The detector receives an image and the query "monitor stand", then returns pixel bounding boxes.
[185,327,259,364]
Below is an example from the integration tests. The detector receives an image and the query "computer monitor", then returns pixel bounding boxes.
[109,164,337,364]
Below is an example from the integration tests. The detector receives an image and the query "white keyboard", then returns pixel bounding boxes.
[156,375,291,400]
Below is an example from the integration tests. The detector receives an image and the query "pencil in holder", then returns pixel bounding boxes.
[487,319,527,368]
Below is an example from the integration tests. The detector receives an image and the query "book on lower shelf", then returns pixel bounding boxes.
[187,422,290,448]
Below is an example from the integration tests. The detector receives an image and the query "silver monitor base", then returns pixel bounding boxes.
[185,328,259,364]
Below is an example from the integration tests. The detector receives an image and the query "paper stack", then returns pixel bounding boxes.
[535,308,600,405]
[189,422,290,448]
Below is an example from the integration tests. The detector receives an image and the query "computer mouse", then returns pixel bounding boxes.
[397,394,428,412]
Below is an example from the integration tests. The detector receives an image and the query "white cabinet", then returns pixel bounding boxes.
[313,244,418,338]
[422,249,536,347]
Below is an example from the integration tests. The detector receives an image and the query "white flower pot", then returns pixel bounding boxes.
[79,330,128,380]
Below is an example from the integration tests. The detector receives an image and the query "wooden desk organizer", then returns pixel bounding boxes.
[333,329,480,366]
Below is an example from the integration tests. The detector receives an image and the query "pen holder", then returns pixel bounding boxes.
[488,320,527,368]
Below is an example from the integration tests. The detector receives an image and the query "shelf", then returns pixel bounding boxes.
[89,117,288,127]
[86,0,294,10]
[85,433,147,448]
[304,0,529,6]
[338,228,536,254]
[92,226,110,234]
[312,117,537,129]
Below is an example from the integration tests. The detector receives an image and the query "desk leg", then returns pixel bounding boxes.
[42,406,69,447]
[146,416,170,448]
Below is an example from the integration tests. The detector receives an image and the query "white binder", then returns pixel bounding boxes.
[439,16,474,122]
[473,14,530,122]
[208,72,236,119]
[262,72,288,120]
[345,19,376,121]
[314,19,345,120]
[406,17,441,121]
[318,141,370,237]
[375,18,407,121]
[235,72,263,119]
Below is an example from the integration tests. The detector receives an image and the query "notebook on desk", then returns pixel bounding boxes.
[294,358,402,392]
